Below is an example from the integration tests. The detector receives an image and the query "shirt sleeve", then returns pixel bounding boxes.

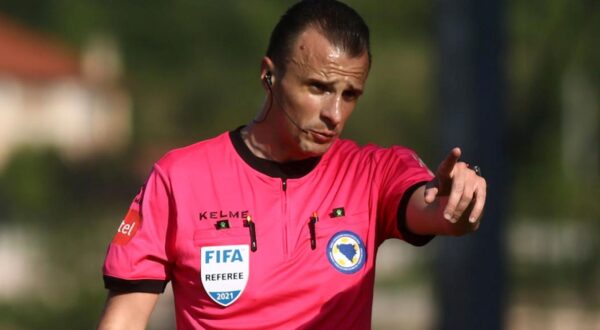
[376,146,435,246]
[102,164,173,293]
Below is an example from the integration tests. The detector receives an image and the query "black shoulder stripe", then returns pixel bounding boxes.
[397,181,435,246]
[103,275,169,293]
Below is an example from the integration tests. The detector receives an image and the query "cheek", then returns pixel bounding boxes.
[301,92,325,107]
[287,94,323,118]
[343,103,355,117]
[338,102,356,123]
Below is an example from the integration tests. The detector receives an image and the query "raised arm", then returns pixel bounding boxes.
[406,147,486,236]
[97,291,159,330]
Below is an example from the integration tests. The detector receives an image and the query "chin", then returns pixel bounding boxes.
[299,140,334,158]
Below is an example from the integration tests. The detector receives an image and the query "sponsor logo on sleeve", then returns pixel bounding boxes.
[112,209,141,245]
[327,231,366,274]
[201,245,249,307]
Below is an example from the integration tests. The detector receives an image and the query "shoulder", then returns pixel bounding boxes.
[154,131,232,173]
[329,138,422,165]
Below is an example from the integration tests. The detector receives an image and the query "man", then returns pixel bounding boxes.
[98,1,486,329]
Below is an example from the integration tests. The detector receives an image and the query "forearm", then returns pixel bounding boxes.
[97,291,159,330]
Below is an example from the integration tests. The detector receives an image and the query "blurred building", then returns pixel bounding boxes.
[0,14,131,170]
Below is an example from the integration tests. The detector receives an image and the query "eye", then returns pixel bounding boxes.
[342,89,362,102]
[308,82,327,94]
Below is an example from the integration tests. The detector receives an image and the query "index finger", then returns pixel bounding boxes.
[437,147,462,178]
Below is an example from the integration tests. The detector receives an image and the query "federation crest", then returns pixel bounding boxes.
[200,244,249,307]
[327,231,366,274]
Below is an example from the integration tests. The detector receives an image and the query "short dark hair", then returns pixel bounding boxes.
[266,0,371,73]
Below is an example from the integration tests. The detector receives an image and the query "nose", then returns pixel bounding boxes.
[320,95,343,129]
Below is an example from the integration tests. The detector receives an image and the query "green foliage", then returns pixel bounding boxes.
[0,149,68,222]
[0,148,139,224]
[508,0,599,218]
[0,288,106,330]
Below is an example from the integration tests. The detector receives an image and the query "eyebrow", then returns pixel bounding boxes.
[346,84,363,95]
[306,78,363,94]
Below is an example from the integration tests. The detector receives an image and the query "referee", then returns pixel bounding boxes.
[98,1,486,329]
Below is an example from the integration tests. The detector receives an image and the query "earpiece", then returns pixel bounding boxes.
[260,70,308,133]
[265,72,273,87]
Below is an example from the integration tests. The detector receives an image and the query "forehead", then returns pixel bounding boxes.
[283,28,370,83]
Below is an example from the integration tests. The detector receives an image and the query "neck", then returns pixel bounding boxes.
[241,121,295,163]
[230,126,321,179]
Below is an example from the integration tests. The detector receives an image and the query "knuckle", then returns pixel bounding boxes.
[461,195,472,205]
[447,197,459,209]
[481,178,487,189]
[454,200,469,214]
[453,181,465,191]
[463,185,475,195]
[452,206,464,215]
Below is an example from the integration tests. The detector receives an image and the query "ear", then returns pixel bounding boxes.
[260,56,276,90]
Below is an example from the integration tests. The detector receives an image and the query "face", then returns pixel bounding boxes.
[266,28,370,160]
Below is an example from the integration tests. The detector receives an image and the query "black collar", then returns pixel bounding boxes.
[229,126,321,179]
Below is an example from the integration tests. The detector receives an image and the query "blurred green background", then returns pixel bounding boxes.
[0,0,597,329]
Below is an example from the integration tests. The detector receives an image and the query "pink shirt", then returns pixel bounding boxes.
[103,129,434,329]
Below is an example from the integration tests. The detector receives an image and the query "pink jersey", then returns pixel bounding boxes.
[103,128,434,329]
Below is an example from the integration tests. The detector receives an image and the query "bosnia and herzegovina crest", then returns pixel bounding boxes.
[327,231,366,274]
[200,244,249,307]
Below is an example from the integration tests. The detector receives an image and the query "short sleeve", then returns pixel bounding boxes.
[102,164,173,293]
[376,147,435,246]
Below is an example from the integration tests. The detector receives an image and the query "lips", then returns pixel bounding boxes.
[309,129,336,143]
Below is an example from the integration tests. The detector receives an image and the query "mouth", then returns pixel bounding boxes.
[308,129,336,143]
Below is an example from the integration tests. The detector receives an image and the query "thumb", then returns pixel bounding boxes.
[424,179,439,204]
